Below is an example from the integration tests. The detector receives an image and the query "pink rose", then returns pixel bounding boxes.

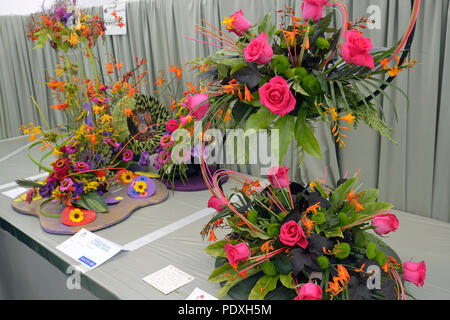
[166,120,179,133]
[302,0,328,22]
[259,76,296,116]
[403,261,426,287]
[244,32,273,65]
[372,214,399,235]
[228,10,252,36]
[188,94,210,120]
[224,242,250,266]
[208,195,228,212]
[280,221,308,249]
[294,283,322,300]
[341,30,375,69]
[267,166,290,188]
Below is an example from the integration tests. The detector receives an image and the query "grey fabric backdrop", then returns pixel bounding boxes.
[0,0,448,222]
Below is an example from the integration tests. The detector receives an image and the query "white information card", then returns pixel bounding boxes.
[186,287,218,300]
[143,265,194,295]
[56,229,123,271]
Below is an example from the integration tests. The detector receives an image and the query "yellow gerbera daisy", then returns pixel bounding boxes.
[69,208,84,223]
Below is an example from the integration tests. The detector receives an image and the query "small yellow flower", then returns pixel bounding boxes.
[134,181,147,194]
[69,32,80,46]
[69,208,84,223]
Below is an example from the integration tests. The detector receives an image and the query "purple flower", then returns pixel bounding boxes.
[74,161,90,172]
[83,103,94,128]
[54,7,67,19]
[72,182,85,197]
[97,183,108,196]
[122,149,134,162]
[65,143,77,154]
[39,183,55,198]
[138,151,150,167]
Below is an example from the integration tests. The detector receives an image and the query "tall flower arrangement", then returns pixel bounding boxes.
[18,1,153,225]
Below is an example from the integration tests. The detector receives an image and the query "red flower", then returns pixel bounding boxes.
[53,158,70,179]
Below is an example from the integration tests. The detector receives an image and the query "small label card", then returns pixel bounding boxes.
[56,229,123,271]
[186,288,218,300]
[143,265,194,295]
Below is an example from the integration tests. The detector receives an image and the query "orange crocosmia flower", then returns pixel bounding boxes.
[50,103,68,110]
[117,62,124,71]
[106,62,114,74]
[118,22,125,28]
[123,107,133,118]
[169,65,182,79]
[306,202,320,214]
[244,85,254,102]
[127,87,137,97]
[353,201,365,213]
[208,230,217,242]
[111,11,118,18]
[340,113,355,124]
[380,58,389,70]
[388,66,401,77]
[69,33,79,46]
[154,76,164,87]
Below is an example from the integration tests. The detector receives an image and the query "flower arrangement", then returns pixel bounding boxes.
[150,64,220,186]
[17,1,159,226]
[202,167,426,300]
[188,1,420,163]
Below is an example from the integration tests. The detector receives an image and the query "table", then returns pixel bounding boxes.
[1,136,450,300]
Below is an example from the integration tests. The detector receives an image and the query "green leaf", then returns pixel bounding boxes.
[258,13,275,40]
[292,81,310,96]
[329,176,358,211]
[230,62,248,75]
[359,189,379,203]
[209,262,238,283]
[324,227,344,239]
[204,240,239,258]
[33,32,49,49]
[248,274,280,300]
[272,115,295,165]
[77,192,109,213]
[280,273,296,289]
[294,112,322,159]
[217,268,261,298]
[244,107,277,135]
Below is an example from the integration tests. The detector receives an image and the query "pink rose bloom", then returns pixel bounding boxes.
[280,221,308,249]
[341,30,375,69]
[403,261,426,287]
[166,120,179,133]
[208,195,228,212]
[259,76,296,116]
[228,10,252,36]
[294,283,323,300]
[267,166,290,188]
[372,214,399,235]
[188,94,210,120]
[180,115,188,126]
[244,32,273,65]
[302,0,328,22]
[224,242,250,266]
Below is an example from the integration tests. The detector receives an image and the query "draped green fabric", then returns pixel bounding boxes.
[0,0,448,222]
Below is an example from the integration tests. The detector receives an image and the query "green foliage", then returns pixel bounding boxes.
[262,261,278,277]
[271,55,290,74]
[376,250,387,267]
[74,192,109,213]
[366,242,378,260]
[248,209,259,225]
[316,37,330,50]
[334,242,351,259]
[301,75,322,96]
[317,256,330,270]
[248,274,280,300]
[312,211,326,224]
[267,223,281,237]
[294,110,322,159]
